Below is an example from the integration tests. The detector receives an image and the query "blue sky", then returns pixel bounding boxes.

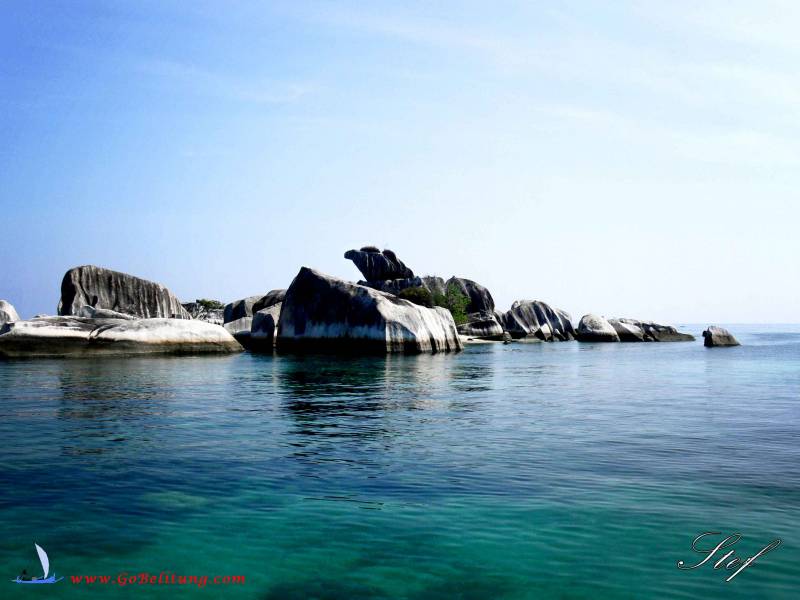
[1,1,797,322]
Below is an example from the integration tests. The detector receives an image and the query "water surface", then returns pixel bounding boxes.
[1,325,798,598]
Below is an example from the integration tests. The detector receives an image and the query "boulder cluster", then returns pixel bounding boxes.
[0,246,736,358]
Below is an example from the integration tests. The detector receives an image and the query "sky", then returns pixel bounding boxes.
[1,0,798,323]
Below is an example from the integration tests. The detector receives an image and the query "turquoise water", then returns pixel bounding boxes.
[1,325,798,599]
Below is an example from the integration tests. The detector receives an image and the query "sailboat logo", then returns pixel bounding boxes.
[11,543,63,584]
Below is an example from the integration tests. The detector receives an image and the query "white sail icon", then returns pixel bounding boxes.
[35,543,49,580]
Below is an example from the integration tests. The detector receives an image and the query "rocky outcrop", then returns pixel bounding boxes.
[0,300,20,327]
[703,326,740,347]
[277,267,461,354]
[344,247,414,282]
[576,314,620,342]
[250,302,282,352]
[608,319,645,342]
[0,316,242,358]
[252,289,286,314]
[446,277,504,339]
[182,301,224,325]
[224,296,264,324]
[616,319,694,342]
[501,300,575,341]
[223,291,286,342]
[58,266,190,319]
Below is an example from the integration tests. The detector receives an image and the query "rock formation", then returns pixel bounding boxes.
[702,326,740,347]
[608,319,645,342]
[501,300,575,341]
[252,289,286,314]
[182,301,224,325]
[58,266,190,319]
[224,295,264,324]
[344,247,415,282]
[616,319,694,342]
[576,314,620,342]
[0,300,20,327]
[277,267,462,354]
[250,302,282,352]
[446,277,504,339]
[0,316,242,358]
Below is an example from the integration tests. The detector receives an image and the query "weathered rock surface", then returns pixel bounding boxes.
[501,300,575,341]
[0,300,20,327]
[223,296,264,324]
[345,247,414,282]
[703,326,740,347]
[617,319,695,342]
[58,266,190,319]
[576,314,620,342]
[277,267,461,354]
[252,289,286,314]
[250,302,282,352]
[0,316,242,358]
[76,305,138,320]
[608,319,645,342]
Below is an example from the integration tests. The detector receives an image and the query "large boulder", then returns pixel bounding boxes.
[617,319,694,342]
[0,316,242,358]
[0,300,21,327]
[58,266,190,319]
[277,267,461,354]
[252,289,286,314]
[224,295,264,324]
[608,319,646,342]
[445,277,504,339]
[250,302,282,352]
[344,247,414,281]
[501,300,575,341]
[703,326,740,347]
[576,314,620,342]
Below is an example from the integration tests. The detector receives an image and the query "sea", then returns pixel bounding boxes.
[1,324,798,599]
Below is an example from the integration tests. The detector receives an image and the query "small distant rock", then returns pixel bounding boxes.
[576,314,620,342]
[703,326,740,347]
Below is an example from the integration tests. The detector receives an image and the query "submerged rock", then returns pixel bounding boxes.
[250,302,282,352]
[703,326,740,347]
[58,265,190,319]
[576,314,620,342]
[501,300,575,341]
[0,316,242,358]
[277,267,461,354]
[344,247,415,281]
[0,300,20,327]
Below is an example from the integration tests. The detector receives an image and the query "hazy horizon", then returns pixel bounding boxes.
[2,1,798,323]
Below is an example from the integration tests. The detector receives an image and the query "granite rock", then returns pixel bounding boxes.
[702,326,740,347]
[58,266,190,319]
[277,267,461,354]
